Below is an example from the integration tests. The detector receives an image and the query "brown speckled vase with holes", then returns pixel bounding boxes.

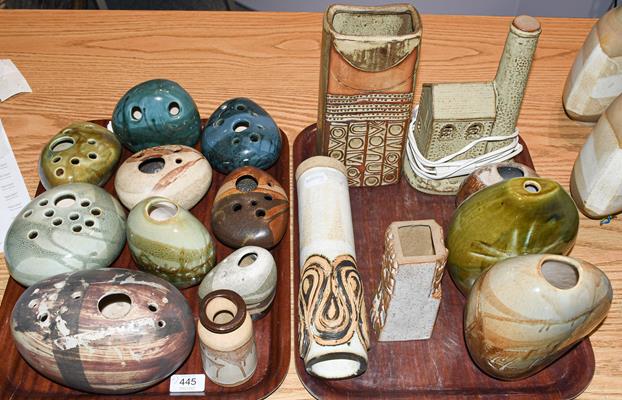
[114,144,212,210]
[198,289,257,387]
[10,267,195,394]
[38,122,122,189]
[211,166,288,249]
[4,183,126,287]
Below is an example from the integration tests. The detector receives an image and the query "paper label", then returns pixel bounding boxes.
[169,374,205,393]
[0,119,31,251]
[0,60,32,102]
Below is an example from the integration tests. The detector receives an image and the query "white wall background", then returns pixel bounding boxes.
[237,0,614,18]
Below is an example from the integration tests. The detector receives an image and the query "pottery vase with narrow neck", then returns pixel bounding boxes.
[465,254,612,380]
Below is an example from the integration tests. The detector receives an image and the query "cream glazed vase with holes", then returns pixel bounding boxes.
[126,196,216,288]
[39,122,122,189]
[198,289,257,387]
[198,246,277,320]
[563,6,622,122]
[11,268,195,394]
[571,94,622,219]
[114,144,212,210]
[465,254,612,380]
[4,183,126,287]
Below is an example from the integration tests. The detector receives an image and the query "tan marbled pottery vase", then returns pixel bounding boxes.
[465,254,612,380]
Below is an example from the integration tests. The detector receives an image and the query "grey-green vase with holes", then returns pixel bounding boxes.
[4,183,126,287]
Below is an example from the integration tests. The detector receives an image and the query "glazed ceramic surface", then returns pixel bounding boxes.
[4,183,126,287]
[211,166,288,249]
[456,161,539,207]
[198,246,277,320]
[11,268,195,394]
[371,220,447,341]
[296,156,369,379]
[112,79,201,152]
[198,290,257,387]
[127,197,215,288]
[39,122,121,189]
[201,97,282,174]
[563,6,622,122]
[465,254,612,380]
[571,94,622,218]
[447,177,579,295]
[114,144,212,210]
[317,4,421,187]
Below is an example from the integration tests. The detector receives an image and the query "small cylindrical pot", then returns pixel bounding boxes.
[316,4,422,187]
[198,289,257,387]
[295,156,370,379]
[571,94,622,218]
[465,254,612,380]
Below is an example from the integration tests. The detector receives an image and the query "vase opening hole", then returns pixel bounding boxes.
[497,166,524,179]
[55,168,64,177]
[233,120,250,133]
[131,106,142,121]
[541,260,579,290]
[239,252,258,267]
[236,175,258,192]
[232,203,242,212]
[88,152,98,160]
[50,137,75,152]
[98,293,132,319]
[168,102,180,116]
[54,193,76,208]
[52,218,63,226]
[264,195,272,201]
[39,313,48,323]
[214,118,224,127]
[44,209,54,217]
[38,199,48,207]
[91,208,102,216]
[87,138,96,145]
[138,157,165,174]
[23,210,32,218]
[70,158,80,165]
[524,180,541,193]
[175,158,182,164]
[28,300,38,308]
[236,104,247,111]
[72,225,83,233]
[331,9,416,36]
[213,310,235,324]
[52,156,62,163]
[398,225,434,257]
[81,200,91,207]
[85,219,95,227]
[72,292,82,300]
[157,320,166,328]
[255,209,266,217]
[148,303,158,312]
[250,133,260,142]
[27,230,38,240]
[148,201,178,221]
[205,297,239,326]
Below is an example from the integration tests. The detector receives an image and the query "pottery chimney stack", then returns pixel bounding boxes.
[491,15,541,139]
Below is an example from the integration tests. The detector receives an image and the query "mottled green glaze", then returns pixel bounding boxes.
[4,183,127,287]
[112,79,201,152]
[447,177,579,295]
[38,122,122,189]
[127,196,215,288]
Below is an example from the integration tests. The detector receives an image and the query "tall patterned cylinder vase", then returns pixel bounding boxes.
[295,156,370,379]
[317,4,422,187]
[197,290,257,387]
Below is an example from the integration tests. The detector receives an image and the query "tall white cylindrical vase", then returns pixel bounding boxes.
[295,156,370,379]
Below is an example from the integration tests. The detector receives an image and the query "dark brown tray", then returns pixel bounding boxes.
[293,124,595,400]
[0,119,290,400]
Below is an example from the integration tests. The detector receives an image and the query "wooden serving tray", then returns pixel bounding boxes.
[293,124,595,399]
[0,119,290,399]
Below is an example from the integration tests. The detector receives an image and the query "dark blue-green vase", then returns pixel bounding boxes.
[201,98,281,174]
[112,79,201,152]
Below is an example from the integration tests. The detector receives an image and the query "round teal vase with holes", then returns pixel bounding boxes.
[201,98,282,174]
[4,183,127,287]
[127,196,216,288]
[112,79,201,152]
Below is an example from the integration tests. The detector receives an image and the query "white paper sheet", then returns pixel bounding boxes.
[0,119,31,251]
[0,59,32,102]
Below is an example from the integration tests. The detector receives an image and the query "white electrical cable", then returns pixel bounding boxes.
[405,106,523,180]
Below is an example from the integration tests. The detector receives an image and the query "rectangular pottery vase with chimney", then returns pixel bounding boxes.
[316,4,422,187]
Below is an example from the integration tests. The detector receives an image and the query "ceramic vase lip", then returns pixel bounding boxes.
[141,196,180,224]
[199,289,247,334]
[295,155,347,181]
[536,254,583,292]
[510,15,541,37]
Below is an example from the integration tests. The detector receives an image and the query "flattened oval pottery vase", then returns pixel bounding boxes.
[455,161,538,207]
[115,144,212,210]
[201,97,282,174]
[112,79,201,152]
[447,177,579,295]
[465,254,612,380]
[4,183,126,287]
[211,166,288,249]
[39,122,122,189]
[198,289,257,387]
[198,246,277,320]
[11,268,195,394]
[127,197,216,288]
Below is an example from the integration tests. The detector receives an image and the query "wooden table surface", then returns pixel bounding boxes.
[0,9,620,399]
